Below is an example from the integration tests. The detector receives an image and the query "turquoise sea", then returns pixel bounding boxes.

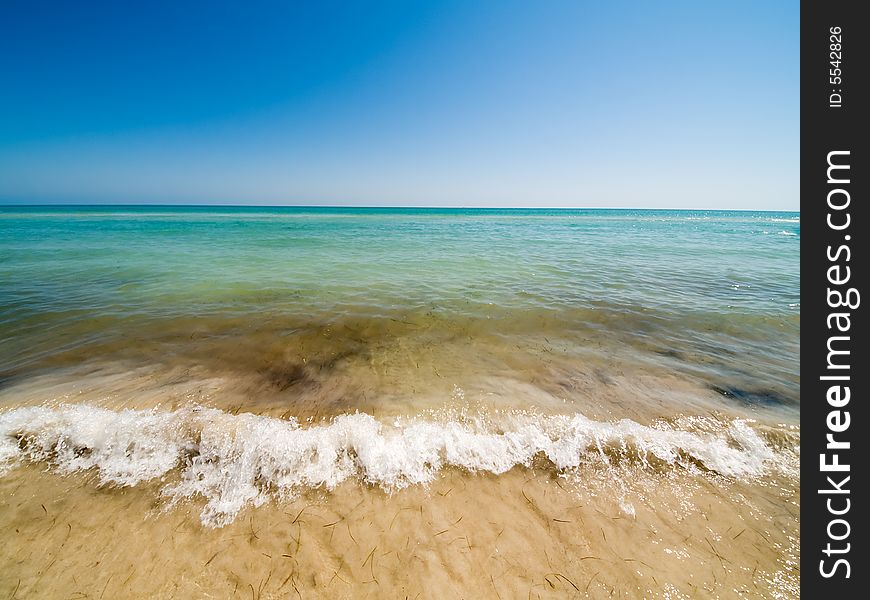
[1,206,799,418]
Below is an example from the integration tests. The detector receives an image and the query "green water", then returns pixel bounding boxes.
[0,206,799,416]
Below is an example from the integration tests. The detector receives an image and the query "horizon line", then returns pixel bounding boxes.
[0,202,800,212]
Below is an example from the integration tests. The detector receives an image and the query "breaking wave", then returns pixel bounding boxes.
[0,405,790,526]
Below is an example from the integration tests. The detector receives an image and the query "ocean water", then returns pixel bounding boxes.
[0,206,799,398]
[0,206,800,598]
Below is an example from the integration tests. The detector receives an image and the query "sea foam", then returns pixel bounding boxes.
[0,405,785,526]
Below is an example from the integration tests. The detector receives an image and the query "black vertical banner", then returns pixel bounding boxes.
[803,0,867,596]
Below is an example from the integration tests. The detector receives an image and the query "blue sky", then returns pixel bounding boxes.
[0,1,798,209]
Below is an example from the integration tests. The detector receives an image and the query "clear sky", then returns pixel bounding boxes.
[0,0,798,209]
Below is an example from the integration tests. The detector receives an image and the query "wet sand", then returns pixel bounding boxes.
[1,456,798,599]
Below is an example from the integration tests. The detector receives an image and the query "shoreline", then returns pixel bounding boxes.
[0,373,801,597]
[0,445,799,598]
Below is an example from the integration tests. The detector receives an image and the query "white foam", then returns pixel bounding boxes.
[0,405,786,527]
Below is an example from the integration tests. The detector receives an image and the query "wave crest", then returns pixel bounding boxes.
[0,405,787,526]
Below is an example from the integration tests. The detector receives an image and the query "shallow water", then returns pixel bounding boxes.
[0,206,799,597]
